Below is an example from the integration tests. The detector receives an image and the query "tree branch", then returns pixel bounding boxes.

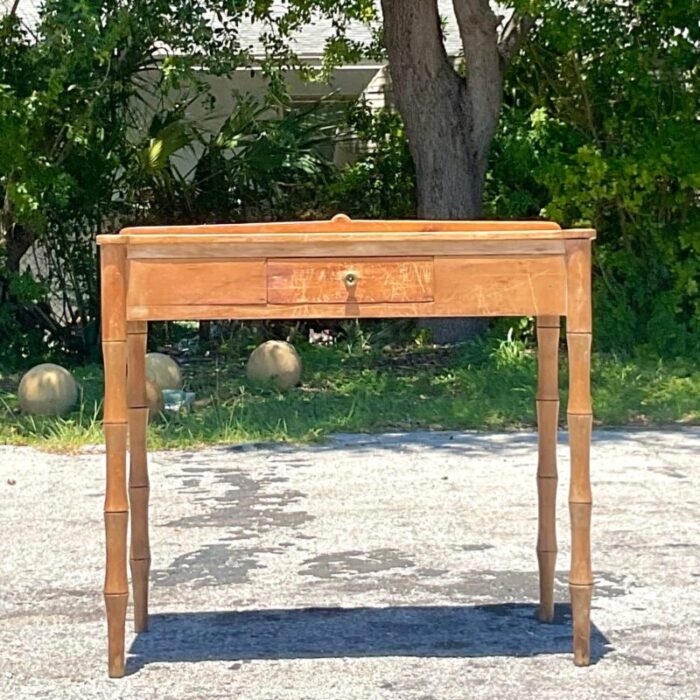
[498,11,535,64]
[452,0,502,160]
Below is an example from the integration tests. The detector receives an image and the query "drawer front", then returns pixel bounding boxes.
[267,257,434,304]
[127,259,266,307]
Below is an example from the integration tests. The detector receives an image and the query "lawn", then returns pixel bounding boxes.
[0,332,698,452]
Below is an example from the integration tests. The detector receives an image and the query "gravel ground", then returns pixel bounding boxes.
[1,428,699,699]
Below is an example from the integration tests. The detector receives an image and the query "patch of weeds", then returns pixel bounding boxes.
[0,334,697,451]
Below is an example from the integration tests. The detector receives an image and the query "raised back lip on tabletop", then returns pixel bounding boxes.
[96,214,595,246]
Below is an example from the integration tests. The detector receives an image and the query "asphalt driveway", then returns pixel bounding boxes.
[1,429,699,699]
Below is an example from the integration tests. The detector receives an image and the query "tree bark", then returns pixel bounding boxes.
[381,0,505,219]
[1,191,34,308]
[0,191,64,348]
[381,0,529,341]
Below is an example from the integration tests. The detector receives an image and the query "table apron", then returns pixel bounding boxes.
[125,255,567,320]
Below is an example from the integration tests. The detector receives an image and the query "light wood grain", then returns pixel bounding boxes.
[567,333,592,415]
[126,301,436,321]
[567,319,593,665]
[267,257,434,304]
[434,257,566,317]
[127,322,150,633]
[536,316,560,623]
[126,239,568,259]
[103,511,128,597]
[127,322,148,408]
[126,256,567,320]
[104,423,128,513]
[109,230,594,257]
[536,323,560,401]
[103,342,128,424]
[568,413,592,505]
[100,246,127,342]
[118,216,565,235]
[101,245,129,678]
[566,239,593,333]
[125,299,562,321]
[127,259,266,307]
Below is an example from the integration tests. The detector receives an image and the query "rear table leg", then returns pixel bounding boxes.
[128,321,150,633]
[536,315,560,623]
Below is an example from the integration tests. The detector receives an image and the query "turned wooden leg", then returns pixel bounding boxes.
[101,243,129,677]
[536,315,559,623]
[566,240,594,666]
[128,321,150,633]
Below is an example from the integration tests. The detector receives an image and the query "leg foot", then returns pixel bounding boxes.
[130,558,150,633]
[105,593,128,677]
[537,550,557,622]
[570,583,593,666]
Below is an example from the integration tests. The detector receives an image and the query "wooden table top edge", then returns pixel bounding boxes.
[96,223,596,246]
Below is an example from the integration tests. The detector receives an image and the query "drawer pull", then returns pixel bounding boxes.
[344,271,358,287]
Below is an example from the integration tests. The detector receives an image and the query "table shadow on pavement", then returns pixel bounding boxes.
[127,603,610,673]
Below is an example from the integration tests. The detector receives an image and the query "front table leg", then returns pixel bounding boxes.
[101,244,129,677]
[566,240,594,666]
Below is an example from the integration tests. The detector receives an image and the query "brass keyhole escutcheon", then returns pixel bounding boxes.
[344,271,358,287]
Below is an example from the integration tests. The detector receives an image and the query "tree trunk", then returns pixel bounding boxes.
[1,191,34,306]
[381,0,510,342]
[1,192,34,274]
[382,0,503,220]
[0,192,65,350]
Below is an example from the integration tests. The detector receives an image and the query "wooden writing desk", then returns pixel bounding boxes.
[97,215,596,676]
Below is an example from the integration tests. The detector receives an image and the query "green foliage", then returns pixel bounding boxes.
[487,0,700,356]
[0,1,237,366]
[0,1,339,367]
[124,95,340,225]
[324,102,416,218]
[190,96,340,221]
[0,263,49,368]
[1,0,697,369]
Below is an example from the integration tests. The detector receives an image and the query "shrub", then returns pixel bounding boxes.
[487,0,699,356]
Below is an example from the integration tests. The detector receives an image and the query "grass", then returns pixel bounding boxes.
[1,334,698,452]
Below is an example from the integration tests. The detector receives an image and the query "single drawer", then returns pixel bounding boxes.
[127,259,266,307]
[267,257,434,304]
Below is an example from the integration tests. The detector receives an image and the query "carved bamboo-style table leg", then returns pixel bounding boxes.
[536,315,560,623]
[566,240,594,666]
[127,321,150,633]
[101,244,129,677]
